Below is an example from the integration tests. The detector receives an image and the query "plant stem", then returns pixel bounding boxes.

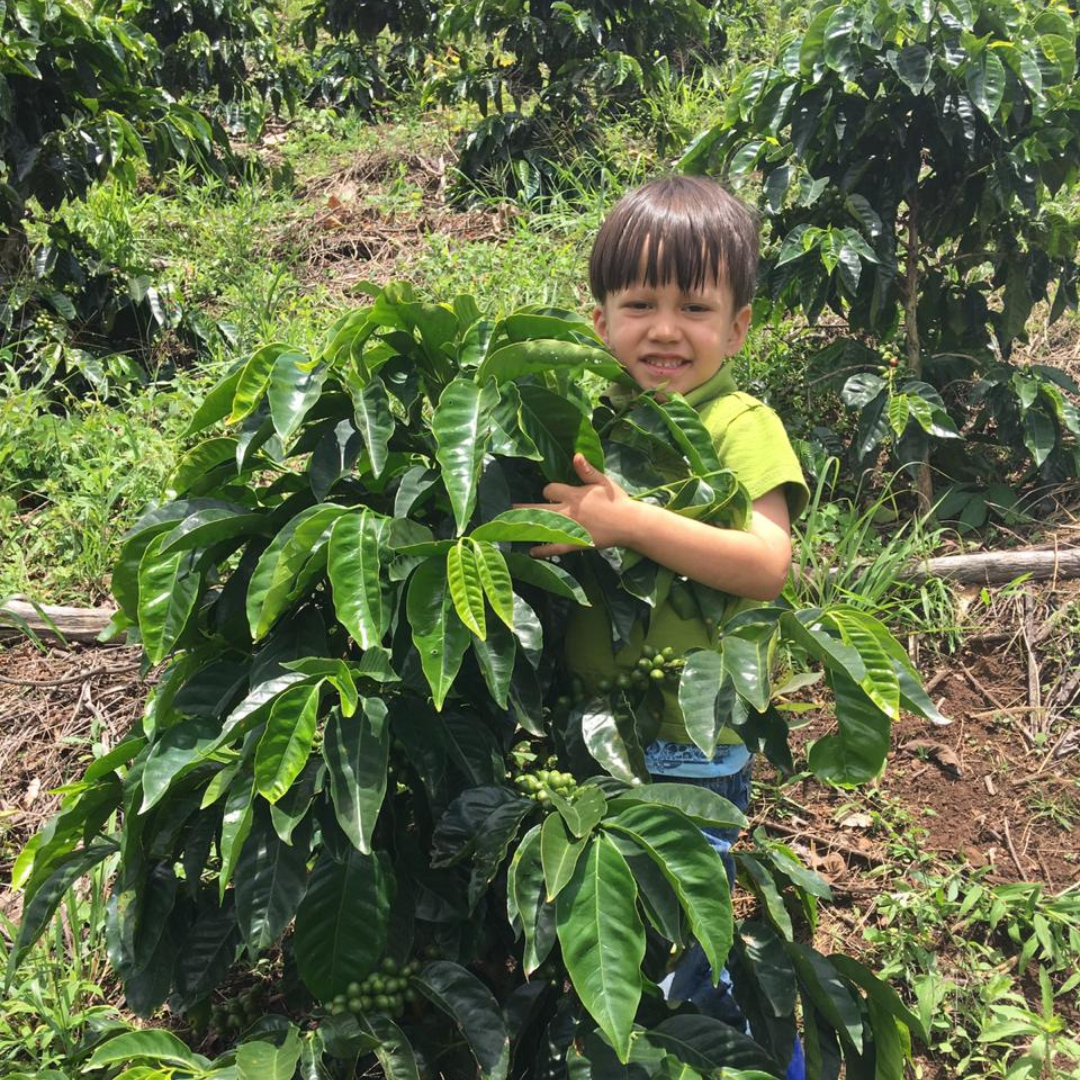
[904,190,933,514]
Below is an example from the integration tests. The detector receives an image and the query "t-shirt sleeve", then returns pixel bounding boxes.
[708,396,810,519]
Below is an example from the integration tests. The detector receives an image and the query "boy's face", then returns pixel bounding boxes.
[593,277,751,397]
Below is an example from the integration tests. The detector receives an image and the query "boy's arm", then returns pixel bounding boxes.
[523,454,791,602]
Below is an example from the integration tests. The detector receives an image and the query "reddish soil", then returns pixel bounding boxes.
[2,580,1078,1076]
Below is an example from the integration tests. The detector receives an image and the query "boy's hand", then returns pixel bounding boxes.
[517,453,637,557]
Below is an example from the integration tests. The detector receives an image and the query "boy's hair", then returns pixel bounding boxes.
[589,176,759,310]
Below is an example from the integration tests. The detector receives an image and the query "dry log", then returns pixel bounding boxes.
[0,601,115,643]
[902,547,1080,584]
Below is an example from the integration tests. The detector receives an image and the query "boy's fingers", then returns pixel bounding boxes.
[529,543,579,559]
[573,454,601,483]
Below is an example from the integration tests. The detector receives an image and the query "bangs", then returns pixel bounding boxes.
[589,177,759,310]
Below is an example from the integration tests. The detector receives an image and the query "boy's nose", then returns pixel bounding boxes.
[648,314,680,340]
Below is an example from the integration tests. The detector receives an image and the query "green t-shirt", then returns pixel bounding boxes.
[563,365,809,745]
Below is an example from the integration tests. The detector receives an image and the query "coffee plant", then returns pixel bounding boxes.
[684,0,1080,503]
[0,0,236,393]
[118,0,301,134]
[9,285,942,1076]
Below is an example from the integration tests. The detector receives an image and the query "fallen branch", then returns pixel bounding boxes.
[0,601,115,643]
[903,547,1080,585]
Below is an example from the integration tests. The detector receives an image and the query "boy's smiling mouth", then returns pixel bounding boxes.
[641,355,690,371]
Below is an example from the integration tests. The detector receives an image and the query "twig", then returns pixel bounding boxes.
[1002,819,1027,879]
[1021,593,1045,738]
[0,663,142,688]
[960,664,1012,713]
[759,819,885,866]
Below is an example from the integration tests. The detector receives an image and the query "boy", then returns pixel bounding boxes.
[523,176,808,1072]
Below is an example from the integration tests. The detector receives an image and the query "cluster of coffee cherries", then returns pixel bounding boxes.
[209,985,265,1035]
[328,956,420,1019]
[510,742,577,805]
[599,645,684,693]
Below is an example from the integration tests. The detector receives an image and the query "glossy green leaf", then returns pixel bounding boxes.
[219,770,255,900]
[966,48,1006,118]
[506,824,556,975]
[137,533,200,665]
[471,508,593,548]
[556,837,645,1063]
[828,953,926,1042]
[828,608,900,719]
[293,849,394,1000]
[505,552,590,604]
[165,437,238,499]
[645,1015,783,1075]
[448,540,487,639]
[476,338,622,384]
[609,783,747,830]
[7,841,117,980]
[85,1030,209,1071]
[735,920,798,1018]
[237,1026,302,1080]
[140,716,219,812]
[607,803,732,981]
[518,383,606,481]
[431,787,533,910]
[470,617,516,709]
[472,540,515,630]
[158,508,268,554]
[724,623,777,713]
[678,649,725,757]
[254,682,321,803]
[353,375,394,478]
[581,700,646,783]
[328,509,387,649]
[414,961,509,1080]
[785,943,863,1051]
[230,343,296,423]
[541,812,589,901]
[782,610,866,685]
[352,1012,419,1080]
[236,808,309,953]
[808,668,891,785]
[325,697,390,854]
[637,396,721,475]
[269,350,327,443]
[247,505,348,640]
[407,556,471,710]
[736,853,792,940]
[548,783,607,839]
[184,366,242,437]
[433,377,490,534]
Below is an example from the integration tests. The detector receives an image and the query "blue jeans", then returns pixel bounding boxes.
[653,765,806,1080]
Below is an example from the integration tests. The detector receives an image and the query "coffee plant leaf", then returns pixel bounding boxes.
[413,960,510,1080]
[472,508,592,548]
[351,375,395,478]
[645,1015,785,1075]
[254,682,321,804]
[475,338,622,384]
[324,698,390,854]
[807,669,892,785]
[327,508,388,649]
[557,836,645,1063]
[540,812,589,902]
[677,649,726,758]
[293,849,394,1000]
[433,376,492,534]
[407,555,471,710]
[607,803,733,982]
[506,823,556,974]
[608,783,747,831]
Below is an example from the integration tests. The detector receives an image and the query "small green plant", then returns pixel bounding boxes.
[977,966,1080,1079]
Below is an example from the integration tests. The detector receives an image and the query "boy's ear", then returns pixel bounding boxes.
[727,303,752,354]
[593,304,609,345]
